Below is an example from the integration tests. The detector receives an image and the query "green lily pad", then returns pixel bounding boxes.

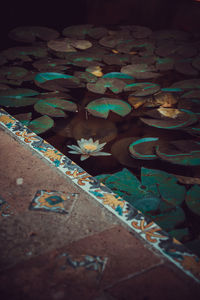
[8,26,60,43]
[186,185,200,216]
[34,72,81,91]
[140,109,198,129]
[156,140,200,166]
[85,97,132,119]
[124,82,160,96]
[128,137,159,160]
[0,88,39,107]
[102,72,134,80]
[161,88,183,93]
[34,98,77,117]
[87,78,126,94]
[28,115,54,134]
[141,168,186,206]
[151,207,185,231]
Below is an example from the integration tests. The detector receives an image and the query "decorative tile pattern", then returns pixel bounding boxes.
[29,190,78,214]
[1,108,200,283]
[0,195,13,218]
[56,252,108,276]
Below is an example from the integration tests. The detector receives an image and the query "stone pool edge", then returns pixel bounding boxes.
[0,108,200,283]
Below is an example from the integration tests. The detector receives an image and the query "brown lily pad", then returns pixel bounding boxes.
[34,98,77,117]
[8,26,60,43]
[33,58,69,72]
[103,53,131,65]
[48,38,92,53]
[121,64,160,79]
[153,92,178,108]
[62,24,93,38]
[124,82,160,96]
[140,108,198,129]
[1,46,48,62]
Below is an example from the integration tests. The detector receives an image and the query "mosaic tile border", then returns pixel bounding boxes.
[0,108,200,283]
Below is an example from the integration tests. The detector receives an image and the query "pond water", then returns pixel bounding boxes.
[1,24,200,256]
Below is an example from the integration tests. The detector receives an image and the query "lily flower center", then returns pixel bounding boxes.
[83,143,98,151]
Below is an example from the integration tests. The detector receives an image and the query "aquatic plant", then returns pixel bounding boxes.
[67,138,111,161]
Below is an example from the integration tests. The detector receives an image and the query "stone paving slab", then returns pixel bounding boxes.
[1,112,200,297]
[106,264,200,300]
[0,226,162,300]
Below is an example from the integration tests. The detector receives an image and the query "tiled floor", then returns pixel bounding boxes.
[0,115,200,299]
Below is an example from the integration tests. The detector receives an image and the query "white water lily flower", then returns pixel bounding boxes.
[67,138,111,161]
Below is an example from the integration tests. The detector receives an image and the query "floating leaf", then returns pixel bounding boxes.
[140,109,198,129]
[121,64,160,79]
[124,82,160,96]
[62,24,93,38]
[74,71,97,83]
[128,95,147,109]
[34,72,81,91]
[99,35,123,48]
[174,59,199,76]
[8,26,60,43]
[96,168,161,213]
[86,65,104,77]
[156,140,200,166]
[102,72,134,80]
[13,112,32,126]
[178,99,200,113]
[48,38,92,53]
[186,185,200,216]
[152,30,189,41]
[34,98,77,117]
[87,78,126,94]
[103,54,131,66]
[169,79,200,90]
[181,90,200,99]
[88,27,108,39]
[33,58,69,72]
[0,88,39,107]
[28,115,54,134]
[129,137,159,160]
[141,168,186,206]
[151,207,185,231]
[155,57,174,71]
[129,25,152,39]
[85,97,132,119]
[1,46,47,61]
[0,66,28,80]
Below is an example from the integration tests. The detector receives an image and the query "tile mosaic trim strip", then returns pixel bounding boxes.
[0,108,200,283]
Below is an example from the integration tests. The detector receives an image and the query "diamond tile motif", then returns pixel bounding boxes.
[29,190,78,214]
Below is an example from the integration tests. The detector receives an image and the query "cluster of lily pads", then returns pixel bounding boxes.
[0,24,200,254]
